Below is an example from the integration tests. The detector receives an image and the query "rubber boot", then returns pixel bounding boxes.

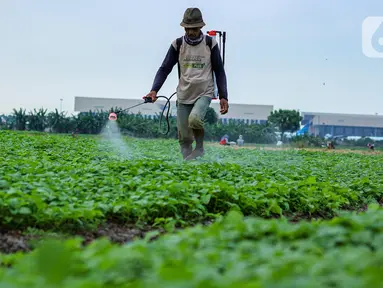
[181,144,193,160]
[185,129,205,161]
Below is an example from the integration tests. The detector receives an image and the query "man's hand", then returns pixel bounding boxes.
[145,91,158,103]
[220,98,229,115]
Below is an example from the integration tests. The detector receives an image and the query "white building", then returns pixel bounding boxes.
[74,96,273,125]
[301,111,383,137]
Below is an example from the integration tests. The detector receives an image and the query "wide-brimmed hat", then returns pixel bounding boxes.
[180,7,206,28]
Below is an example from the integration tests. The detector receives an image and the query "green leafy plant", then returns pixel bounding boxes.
[0,207,382,287]
[0,131,382,231]
[0,130,382,286]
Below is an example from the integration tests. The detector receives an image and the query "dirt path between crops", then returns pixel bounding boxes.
[1,200,382,255]
[207,143,382,155]
[0,220,215,254]
[0,222,157,254]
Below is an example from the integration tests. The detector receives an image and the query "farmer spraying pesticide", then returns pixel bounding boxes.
[145,7,229,160]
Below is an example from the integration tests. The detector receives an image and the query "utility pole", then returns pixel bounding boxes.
[60,99,63,113]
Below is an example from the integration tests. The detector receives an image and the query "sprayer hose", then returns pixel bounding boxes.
[156,91,177,135]
[114,91,177,135]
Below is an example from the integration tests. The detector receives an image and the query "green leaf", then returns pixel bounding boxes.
[201,194,211,205]
[18,207,32,215]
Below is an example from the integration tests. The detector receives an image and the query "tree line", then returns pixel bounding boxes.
[0,107,302,143]
[2,107,380,147]
[0,107,325,145]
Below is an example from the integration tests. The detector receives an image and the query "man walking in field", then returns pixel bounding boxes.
[145,7,229,160]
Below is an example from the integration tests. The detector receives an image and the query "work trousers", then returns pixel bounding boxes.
[176,96,212,147]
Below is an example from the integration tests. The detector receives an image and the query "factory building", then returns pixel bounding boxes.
[74,96,274,125]
[300,112,383,137]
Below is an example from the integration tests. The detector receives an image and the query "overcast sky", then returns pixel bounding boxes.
[1,0,382,115]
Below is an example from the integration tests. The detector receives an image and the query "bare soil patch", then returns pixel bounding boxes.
[207,143,381,155]
[0,223,157,254]
[0,220,215,254]
[0,199,381,254]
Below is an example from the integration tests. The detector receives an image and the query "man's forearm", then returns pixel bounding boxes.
[151,45,178,92]
[215,70,228,100]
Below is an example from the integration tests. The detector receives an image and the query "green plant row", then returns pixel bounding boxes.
[0,131,382,230]
[1,207,382,287]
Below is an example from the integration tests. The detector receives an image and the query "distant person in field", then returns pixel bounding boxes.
[145,7,229,160]
[237,135,244,146]
[367,143,375,150]
[220,134,229,145]
[72,128,79,138]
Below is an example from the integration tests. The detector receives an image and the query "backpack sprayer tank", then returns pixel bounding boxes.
[108,29,227,133]
[207,30,226,100]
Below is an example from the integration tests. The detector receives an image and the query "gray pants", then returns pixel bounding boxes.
[176,96,212,147]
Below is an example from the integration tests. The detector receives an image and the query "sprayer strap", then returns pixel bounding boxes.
[176,37,183,79]
[205,36,214,83]
[206,35,212,50]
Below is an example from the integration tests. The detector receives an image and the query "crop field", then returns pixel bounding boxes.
[0,130,382,287]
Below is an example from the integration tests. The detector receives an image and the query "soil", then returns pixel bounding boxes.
[0,222,158,254]
[0,219,214,254]
[0,230,32,254]
[78,222,161,245]
[0,203,381,255]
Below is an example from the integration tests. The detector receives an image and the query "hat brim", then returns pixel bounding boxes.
[180,21,206,28]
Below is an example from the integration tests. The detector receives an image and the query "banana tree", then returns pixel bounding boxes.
[47,109,76,133]
[74,110,108,134]
[27,108,48,131]
[12,108,27,130]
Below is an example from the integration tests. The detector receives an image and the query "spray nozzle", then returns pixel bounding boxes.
[109,112,117,121]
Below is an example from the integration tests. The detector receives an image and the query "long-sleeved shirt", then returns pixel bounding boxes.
[151,35,228,104]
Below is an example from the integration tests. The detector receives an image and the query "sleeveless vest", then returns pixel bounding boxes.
[172,35,217,104]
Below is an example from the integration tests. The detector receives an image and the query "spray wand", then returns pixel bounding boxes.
[108,92,177,135]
